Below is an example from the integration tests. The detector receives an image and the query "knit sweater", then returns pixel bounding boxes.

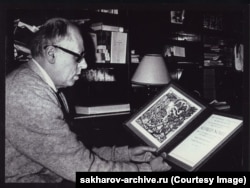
[5,61,151,183]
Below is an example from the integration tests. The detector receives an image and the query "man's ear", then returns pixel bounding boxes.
[44,46,55,64]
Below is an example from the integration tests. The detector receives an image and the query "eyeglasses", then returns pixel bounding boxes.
[44,45,85,63]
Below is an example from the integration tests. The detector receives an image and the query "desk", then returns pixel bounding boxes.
[72,112,143,148]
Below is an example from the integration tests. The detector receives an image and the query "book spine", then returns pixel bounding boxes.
[75,104,130,115]
[91,25,124,32]
[95,31,111,63]
[75,106,90,114]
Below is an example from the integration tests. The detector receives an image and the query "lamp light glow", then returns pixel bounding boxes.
[131,54,171,86]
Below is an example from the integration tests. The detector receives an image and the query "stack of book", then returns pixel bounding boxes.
[203,36,234,67]
[91,22,124,32]
[204,52,223,66]
[170,31,201,42]
[75,103,130,115]
[203,14,223,31]
[131,50,140,63]
[95,9,119,15]
[90,22,127,64]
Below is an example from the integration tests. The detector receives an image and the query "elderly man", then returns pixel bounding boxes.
[5,17,171,183]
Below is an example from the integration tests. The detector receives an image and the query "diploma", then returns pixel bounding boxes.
[168,114,243,171]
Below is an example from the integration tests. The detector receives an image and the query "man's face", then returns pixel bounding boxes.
[53,27,87,88]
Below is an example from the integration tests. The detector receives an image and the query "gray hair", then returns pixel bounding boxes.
[29,17,78,57]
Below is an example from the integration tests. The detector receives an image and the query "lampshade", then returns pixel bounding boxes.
[131,54,171,86]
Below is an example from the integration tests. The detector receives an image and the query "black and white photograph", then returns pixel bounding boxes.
[0,1,249,186]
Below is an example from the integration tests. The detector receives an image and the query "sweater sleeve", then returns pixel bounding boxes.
[6,81,152,182]
[92,146,130,162]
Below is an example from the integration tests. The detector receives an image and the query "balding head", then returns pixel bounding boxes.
[29,18,82,58]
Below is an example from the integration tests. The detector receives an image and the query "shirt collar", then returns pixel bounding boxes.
[32,58,57,92]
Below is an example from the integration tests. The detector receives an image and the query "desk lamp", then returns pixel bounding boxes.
[131,54,171,97]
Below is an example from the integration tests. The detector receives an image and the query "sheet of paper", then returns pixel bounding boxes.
[168,114,242,168]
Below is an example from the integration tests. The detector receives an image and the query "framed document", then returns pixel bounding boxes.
[125,82,206,153]
[167,112,243,171]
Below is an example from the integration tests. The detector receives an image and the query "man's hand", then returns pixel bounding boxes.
[150,156,172,171]
[129,146,157,162]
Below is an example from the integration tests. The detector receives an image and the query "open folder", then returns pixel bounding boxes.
[124,82,243,171]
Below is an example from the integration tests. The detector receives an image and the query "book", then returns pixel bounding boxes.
[75,103,130,115]
[91,22,124,32]
[110,32,127,64]
[124,82,243,171]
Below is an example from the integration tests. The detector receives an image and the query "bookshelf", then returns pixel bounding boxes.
[72,10,131,116]
[128,6,246,116]
[200,10,245,115]
[8,6,247,117]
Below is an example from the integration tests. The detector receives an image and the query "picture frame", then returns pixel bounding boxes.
[125,82,206,153]
[170,10,185,24]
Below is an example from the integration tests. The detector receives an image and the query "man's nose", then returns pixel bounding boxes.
[77,58,87,74]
